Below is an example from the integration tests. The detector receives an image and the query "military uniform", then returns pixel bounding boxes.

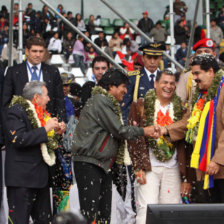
[121,43,165,123]
[122,68,159,123]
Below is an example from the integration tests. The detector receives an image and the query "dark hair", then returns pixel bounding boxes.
[92,56,109,69]
[70,83,82,97]
[26,36,46,49]
[52,212,86,224]
[190,54,219,74]
[156,69,175,82]
[98,68,129,90]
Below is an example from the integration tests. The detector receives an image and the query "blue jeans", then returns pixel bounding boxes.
[73,54,85,75]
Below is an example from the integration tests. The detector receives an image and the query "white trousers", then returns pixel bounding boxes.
[136,166,181,224]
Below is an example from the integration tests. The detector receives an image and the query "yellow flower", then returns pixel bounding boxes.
[44,115,55,137]
[187,105,203,129]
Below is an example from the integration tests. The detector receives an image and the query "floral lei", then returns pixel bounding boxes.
[144,89,183,162]
[92,86,129,165]
[10,95,59,166]
[186,69,224,143]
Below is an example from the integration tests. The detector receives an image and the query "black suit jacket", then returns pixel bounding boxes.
[2,61,66,121]
[5,103,49,188]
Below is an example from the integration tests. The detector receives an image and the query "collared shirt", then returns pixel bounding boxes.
[144,67,159,82]
[26,61,43,82]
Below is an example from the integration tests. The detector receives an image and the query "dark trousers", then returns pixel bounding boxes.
[7,186,52,224]
[210,179,224,203]
[74,162,112,224]
[194,179,224,203]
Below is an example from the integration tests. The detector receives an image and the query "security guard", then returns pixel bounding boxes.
[122,42,165,123]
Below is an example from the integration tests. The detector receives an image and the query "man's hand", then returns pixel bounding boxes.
[206,161,220,176]
[144,125,161,138]
[56,121,66,135]
[180,182,192,197]
[135,170,146,185]
[44,117,59,133]
[160,126,168,136]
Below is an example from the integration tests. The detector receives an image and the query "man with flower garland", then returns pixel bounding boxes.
[72,69,161,224]
[128,70,194,224]
[176,38,216,104]
[162,54,224,203]
[5,81,65,224]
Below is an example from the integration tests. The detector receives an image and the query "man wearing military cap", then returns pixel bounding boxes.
[176,38,216,104]
[122,42,165,123]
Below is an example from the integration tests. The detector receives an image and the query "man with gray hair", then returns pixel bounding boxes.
[5,81,65,224]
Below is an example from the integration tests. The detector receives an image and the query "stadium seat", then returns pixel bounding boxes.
[91,34,99,42]
[104,26,115,35]
[113,18,124,27]
[106,35,112,42]
[100,18,111,27]
[68,54,74,64]
[49,54,66,66]
[86,67,93,81]
[84,18,89,25]
[130,19,138,26]
[70,68,84,77]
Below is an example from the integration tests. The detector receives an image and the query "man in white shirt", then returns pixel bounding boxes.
[128,70,194,224]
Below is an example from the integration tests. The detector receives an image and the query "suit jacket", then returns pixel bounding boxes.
[167,80,224,180]
[122,67,156,124]
[2,61,66,121]
[128,98,195,183]
[5,103,49,188]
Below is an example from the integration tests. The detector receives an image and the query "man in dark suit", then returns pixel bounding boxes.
[122,42,165,124]
[5,81,64,224]
[2,36,66,122]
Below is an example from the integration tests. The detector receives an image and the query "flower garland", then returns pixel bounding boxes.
[33,102,55,138]
[144,89,183,162]
[186,69,224,144]
[185,98,205,143]
[10,95,59,166]
[92,86,129,165]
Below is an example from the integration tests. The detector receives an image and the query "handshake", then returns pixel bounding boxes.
[44,117,66,135]
[143,125,168,139]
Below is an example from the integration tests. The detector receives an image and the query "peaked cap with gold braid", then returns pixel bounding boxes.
[139,42,165,56]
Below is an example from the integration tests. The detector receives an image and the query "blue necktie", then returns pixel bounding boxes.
[149,74,155,87]
[31,66,38,81]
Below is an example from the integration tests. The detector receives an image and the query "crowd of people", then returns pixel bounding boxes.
[1,1,224,224]
[1,1,224,74]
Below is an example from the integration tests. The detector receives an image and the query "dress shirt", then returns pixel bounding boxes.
[144,67,159,82]
[26,61,43,82]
